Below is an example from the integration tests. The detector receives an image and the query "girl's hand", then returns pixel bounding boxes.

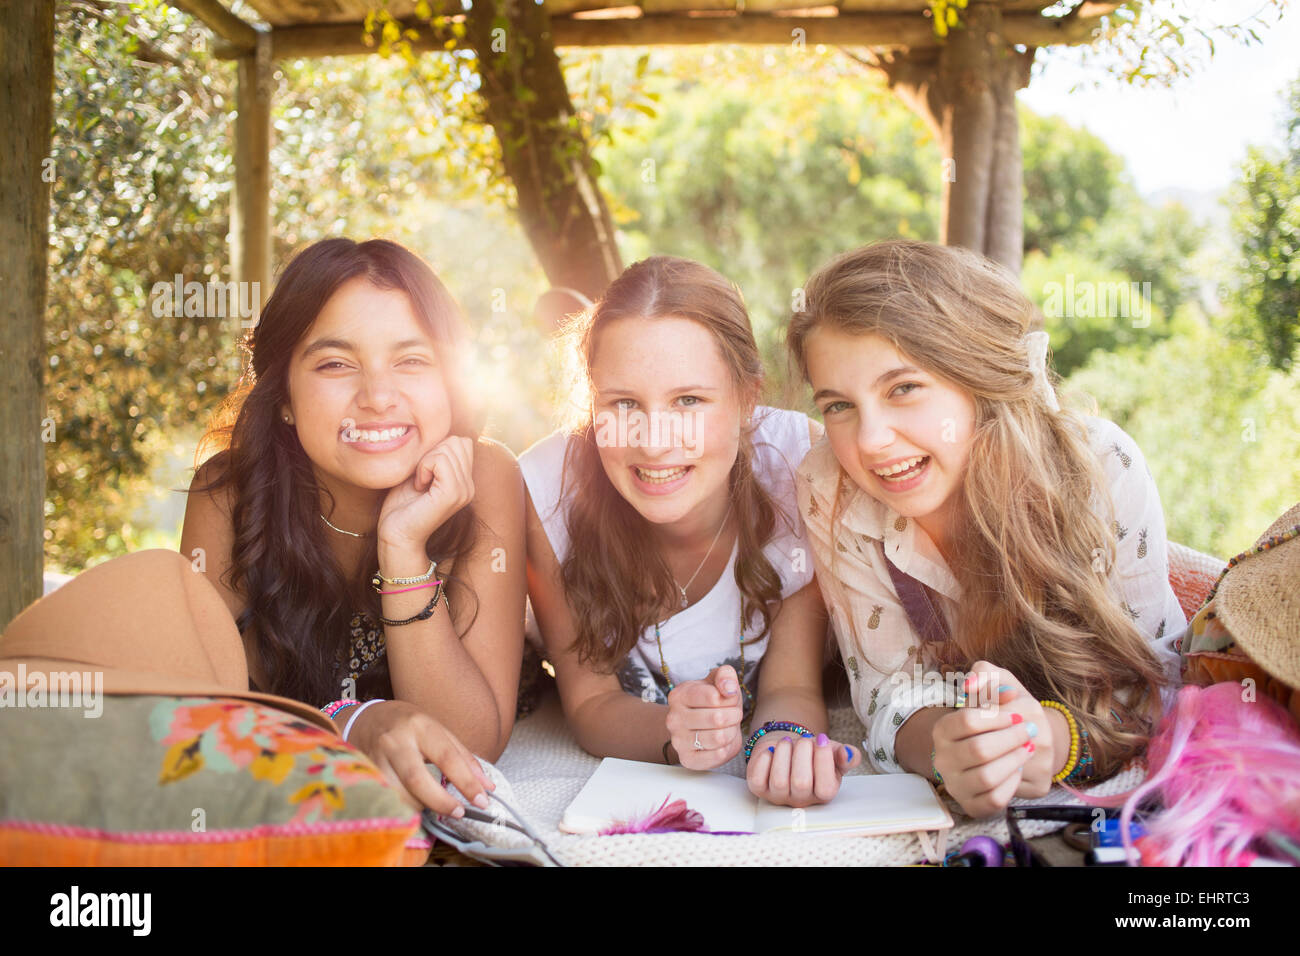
[378,436,475,549]
[665,665,744,770]
[343,699,494,817]
[931,663,1038,818]
[746,732,861,808]
[966,661,1056,799]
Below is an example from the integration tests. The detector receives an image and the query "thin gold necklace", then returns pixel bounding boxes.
[672,500,734,609]
[320,513,369,538]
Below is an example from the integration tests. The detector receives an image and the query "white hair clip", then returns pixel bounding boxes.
[1023,330,1060,412]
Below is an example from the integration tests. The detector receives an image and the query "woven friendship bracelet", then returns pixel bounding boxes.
[744,721,814,762]
[379,580,444,627]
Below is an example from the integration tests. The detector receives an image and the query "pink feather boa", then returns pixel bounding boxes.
[1077,682,1300,866]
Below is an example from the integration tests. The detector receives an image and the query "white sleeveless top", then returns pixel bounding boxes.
[519,406,815,708]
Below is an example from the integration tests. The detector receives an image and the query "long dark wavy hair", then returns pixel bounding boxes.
[559,256,787,671]
[192,238,480,705]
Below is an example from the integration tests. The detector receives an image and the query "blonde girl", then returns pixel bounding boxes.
[785,239,1182,819]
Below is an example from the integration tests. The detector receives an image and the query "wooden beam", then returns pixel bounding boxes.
[207,9,1115,59]
[230,33,272,318]
[0,0,55,628]
[170,0,258,53]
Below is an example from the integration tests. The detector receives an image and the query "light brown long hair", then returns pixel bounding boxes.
[559,256,785,670]
[788,239,1169,780]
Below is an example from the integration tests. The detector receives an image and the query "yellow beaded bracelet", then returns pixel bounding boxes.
[1039,699,1081,783]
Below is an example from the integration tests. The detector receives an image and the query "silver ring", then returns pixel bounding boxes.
[693,732,703,750]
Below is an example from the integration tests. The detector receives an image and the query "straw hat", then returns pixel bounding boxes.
[0,550,337,733]
[1214,502,1300,691]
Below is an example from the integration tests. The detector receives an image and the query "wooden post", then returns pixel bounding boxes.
[231,31,272,314]
[0,1,56,629]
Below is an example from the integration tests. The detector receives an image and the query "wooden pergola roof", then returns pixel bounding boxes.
[183,0,1109,58]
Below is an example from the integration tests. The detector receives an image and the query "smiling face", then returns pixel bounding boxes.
[804,326,976,549]
[283,276,453,502]
[588,315,748,532]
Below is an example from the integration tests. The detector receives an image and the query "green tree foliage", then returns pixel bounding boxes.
[1228,73,1300,372]
[1021,109,1124,255]
[1065,321,1300,557]
[47,0,236,566]
[591,47,940,404]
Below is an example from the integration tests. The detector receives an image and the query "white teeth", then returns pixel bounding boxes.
[343,426,409,444]
[873,456,926,478]
[635,465,689,484]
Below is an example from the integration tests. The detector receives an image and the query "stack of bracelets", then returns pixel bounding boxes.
[928,698,1095,788]
[320,697,386,743]
[371,559,443,627]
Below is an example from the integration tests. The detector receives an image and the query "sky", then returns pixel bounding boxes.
[1018,0,1298,199]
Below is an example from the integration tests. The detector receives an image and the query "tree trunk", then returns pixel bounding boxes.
[872,2,1034,273]
[465,0,622,302]
[0,1,56,629]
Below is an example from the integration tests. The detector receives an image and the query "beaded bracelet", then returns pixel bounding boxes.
[930,748,944,787]
[379,580,443,627]
[371,559,436,592]
[1066,727,1095,783]
[743,721,814,762]
[320,699,360,719]
[1039,699,1081,783]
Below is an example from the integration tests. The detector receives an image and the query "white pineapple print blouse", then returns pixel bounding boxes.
[796,416,1185,774]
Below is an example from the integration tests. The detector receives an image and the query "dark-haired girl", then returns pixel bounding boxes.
[523,256,861,807]
[181,238,525,813]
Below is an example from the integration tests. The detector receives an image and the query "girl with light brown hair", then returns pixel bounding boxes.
[522,256,861,807]
[787,239,1182,819]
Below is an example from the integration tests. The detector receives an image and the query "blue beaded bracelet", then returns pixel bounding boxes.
[744,721,814,762]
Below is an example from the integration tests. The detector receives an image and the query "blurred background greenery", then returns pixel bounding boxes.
[45,1,1299,572]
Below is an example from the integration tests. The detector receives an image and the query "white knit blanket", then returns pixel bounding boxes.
[487,688,1145,867]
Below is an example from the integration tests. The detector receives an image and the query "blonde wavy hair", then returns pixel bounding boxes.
[787,239,1169,780]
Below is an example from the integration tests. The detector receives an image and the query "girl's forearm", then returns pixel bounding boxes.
[568,690,675,763]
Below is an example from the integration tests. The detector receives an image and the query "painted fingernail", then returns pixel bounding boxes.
[1025,742,1035,754]
[800,732,815,739]
[782,736,792,743]
[473,793,490,810]
[816,733,829,746]
[997,685,1014,694]
[1026,722,1039,738]
[1010,714,1023,725]
[451,805,465,818]
[767,746,775,753]
[964,673,978,689]
[845,746,854,760]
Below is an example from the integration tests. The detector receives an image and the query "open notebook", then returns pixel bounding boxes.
[562,758,954,860]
